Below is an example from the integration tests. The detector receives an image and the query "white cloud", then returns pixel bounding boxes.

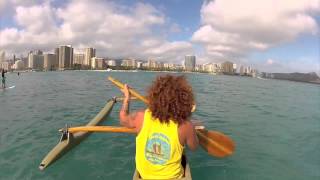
[192,0,320,64]
[266,59,274,65]
[0,0,47,16]
[0,0,193,62]
[15,3,57,33]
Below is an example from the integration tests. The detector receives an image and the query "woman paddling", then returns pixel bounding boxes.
[119,75,199,179]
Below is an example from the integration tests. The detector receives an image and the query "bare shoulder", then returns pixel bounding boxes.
[179,120,194,130]
[178,120,194,145]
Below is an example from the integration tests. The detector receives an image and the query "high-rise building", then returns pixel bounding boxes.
[44,54,58,70]
[107,60,116,66]
[202,63,220,73]
[137,61,143,68]
[28,54,44,70]
[121,59,136,67]
[91,57,105,69]
[54,48,59,67]
[96,58,106,69]
[20,56,28,68]
[164,63,173,69]
[233,64,237,73]
[59,45,73,70]
[33,50,43,55]
[73,54,85,65]
[184,55,196,71]
[240,66,245,75]
[147,59,157,68]
[245,66,252,75]
[85,48,96,67]
[222,61,234,74]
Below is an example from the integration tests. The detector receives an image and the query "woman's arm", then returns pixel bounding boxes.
[180,121,199,151]
[119,84,144,132]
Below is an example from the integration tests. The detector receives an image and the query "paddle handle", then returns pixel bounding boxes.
[108,77,149,104]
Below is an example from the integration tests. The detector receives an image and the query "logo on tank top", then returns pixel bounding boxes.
[145,133,171,165]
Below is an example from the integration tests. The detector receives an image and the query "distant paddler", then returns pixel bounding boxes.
[1,69,7,88]
[119,75,199,179]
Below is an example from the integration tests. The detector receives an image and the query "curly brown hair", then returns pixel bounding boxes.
[147,74,194,124]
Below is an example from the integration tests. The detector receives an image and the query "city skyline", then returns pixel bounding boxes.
[1,43,260,79]
[0,0,319,74]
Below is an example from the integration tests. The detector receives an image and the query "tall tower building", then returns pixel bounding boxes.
[44,54,58,71]
[222,61,234,74]
[73,54,85,65]
[85,48,96,67]
[28,54,44,70]
[59,45,73,70]
[28,50,44,70]
[54,48,59,67]
[184,55,196,71]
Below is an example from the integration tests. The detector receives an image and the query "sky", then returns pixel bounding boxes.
[0,0,319,73]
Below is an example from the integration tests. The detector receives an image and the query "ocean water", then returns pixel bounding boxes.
[0,71,319,180]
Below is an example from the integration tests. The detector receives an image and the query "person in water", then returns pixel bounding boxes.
[1,69,6,88]
[119,75,198,179]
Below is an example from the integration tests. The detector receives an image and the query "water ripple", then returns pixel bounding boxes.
[0,71,319,180]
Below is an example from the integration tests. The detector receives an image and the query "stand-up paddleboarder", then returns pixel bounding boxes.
[1,69,6,88]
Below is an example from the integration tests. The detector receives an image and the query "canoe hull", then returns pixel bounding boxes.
[39,98,116,170]
[132,155,192,180]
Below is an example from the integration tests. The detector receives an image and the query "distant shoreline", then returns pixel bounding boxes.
[9,69,320,85]
[262,72,320,85]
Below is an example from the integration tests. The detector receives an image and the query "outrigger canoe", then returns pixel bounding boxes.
[39,97,194,179]
[39,98,116,170]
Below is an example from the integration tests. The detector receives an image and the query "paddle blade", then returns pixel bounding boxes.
[197,129,235,158]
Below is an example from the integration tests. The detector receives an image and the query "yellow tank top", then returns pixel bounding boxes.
[136,109,184,179]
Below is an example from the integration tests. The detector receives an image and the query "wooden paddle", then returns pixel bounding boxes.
[108,76,235,158]
[62,125,205,134]
[62,126,136,134]
[115,96,138,101]
[108,77,148,104]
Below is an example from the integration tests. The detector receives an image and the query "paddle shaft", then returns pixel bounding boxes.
[68,126,136,134]
[108,77,148,104]
[67,125,205,134]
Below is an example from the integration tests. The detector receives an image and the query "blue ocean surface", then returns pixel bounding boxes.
[0,71,319,180]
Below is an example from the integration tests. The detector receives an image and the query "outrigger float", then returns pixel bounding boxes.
[39,76,235,180]
[39,98,116,170]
